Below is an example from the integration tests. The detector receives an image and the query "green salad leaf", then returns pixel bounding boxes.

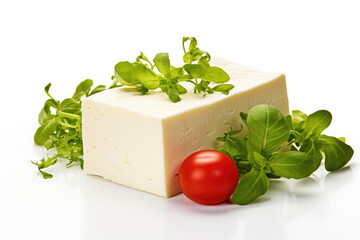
[304,110,332,139]
[153,53,171,78]
[268,151,314,179]
[232,168,269,205]
[211,84,234,95]
[246,105,290,159]
[217,104,354,205]
[318,135,354,171]
[288,108,351,172]
[32,80,109,178]
[113,37,234,102]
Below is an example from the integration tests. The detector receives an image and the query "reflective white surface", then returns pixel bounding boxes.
[1,128,359,240]
[1,0,360,239]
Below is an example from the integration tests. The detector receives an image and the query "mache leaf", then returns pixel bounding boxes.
[268,151,314,179]
[224,136,247,159]
[291,110,307,130]
[318,135,354,171]
[166,86,181,103]
[240,112,248,125]
[154,53,171,78]
[34,116,58,149]
[114,61,159,89]
[304,110,332,138]
[232,168,269,205]
[59,98,81,114]
[203,66,230,83]
[183,64,207,78]
[212,84,234,95]
[72,79,93,101]
[89,85,107,96]
[31,156,58,179]
[38,99,57,125]
[247,105,290,159]
[114,61,141,85]
[176,84,187,94]
[300,138,323,172]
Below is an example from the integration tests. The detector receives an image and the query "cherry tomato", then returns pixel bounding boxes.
[178,150,239,205]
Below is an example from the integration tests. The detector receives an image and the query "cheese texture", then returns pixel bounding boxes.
[82,58,289,197]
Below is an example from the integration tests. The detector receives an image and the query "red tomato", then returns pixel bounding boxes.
[178,150,239,205]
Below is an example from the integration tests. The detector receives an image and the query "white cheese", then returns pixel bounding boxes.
[82,58,289,197]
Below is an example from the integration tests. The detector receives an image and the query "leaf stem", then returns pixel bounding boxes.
[57,111,80,120]
[57,119,78,129]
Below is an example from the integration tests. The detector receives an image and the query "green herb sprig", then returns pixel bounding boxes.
[217,104,354,205]
[32,80,110,178]
[113,37,234,102]
[288,110,353,171]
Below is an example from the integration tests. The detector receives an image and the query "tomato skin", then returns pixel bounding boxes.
[178,150,239,205]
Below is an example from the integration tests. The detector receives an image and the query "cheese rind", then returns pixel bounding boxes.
[82,58,289,197]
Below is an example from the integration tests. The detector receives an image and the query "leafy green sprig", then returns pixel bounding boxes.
[217,105,354,205]
[113,37,234,103]
[32,80,110,178]
[288,110,353,171]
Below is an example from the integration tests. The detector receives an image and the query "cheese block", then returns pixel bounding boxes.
[82,58,289,197]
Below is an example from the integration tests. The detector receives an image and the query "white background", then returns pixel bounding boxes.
[1,0,360,239]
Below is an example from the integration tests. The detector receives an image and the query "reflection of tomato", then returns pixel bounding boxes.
[178,150,239,205]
